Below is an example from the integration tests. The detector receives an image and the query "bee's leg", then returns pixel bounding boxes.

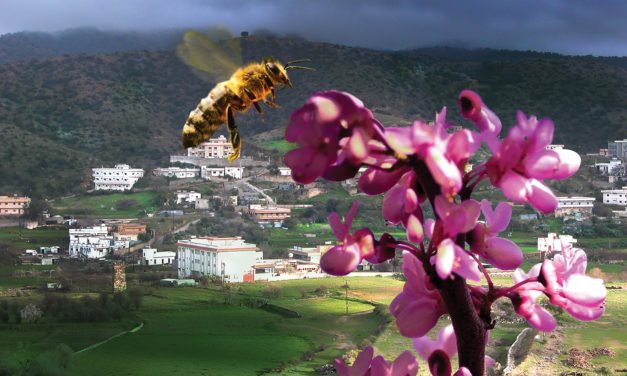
[263,75,276,102]
[263,99,280,108]
[226,106,241,163]
[244,88,265,122]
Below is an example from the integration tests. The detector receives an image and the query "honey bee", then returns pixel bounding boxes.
[177,29,313,162]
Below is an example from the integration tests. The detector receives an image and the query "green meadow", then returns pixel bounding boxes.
[0,270,625,375]
[52,191,158,218]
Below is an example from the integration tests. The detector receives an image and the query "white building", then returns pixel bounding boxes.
[93,164,144,191]
[69,225,128,259]
[176,237,261,282]
[595,159,622,175]
[142,248,176,266]
[153,167,200,178]
[69,225,108,241]
[537,233,577,255]
[278,167,291,176]
[546,144,564,150]
[554,196,595,218]
[201,166,245,180]
[608,139,627,159]
[602,187,627,206]
[187,135,234,158]
[175,190,202,204]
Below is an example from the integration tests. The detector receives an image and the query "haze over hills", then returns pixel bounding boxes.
[0,29,626,198]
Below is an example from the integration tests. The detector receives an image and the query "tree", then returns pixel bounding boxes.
[284,90,606,376]
[22,199,51,220]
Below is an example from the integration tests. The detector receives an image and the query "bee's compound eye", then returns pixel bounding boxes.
[266,62,280,75]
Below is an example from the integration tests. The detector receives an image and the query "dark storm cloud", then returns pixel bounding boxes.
[1,0,625,56]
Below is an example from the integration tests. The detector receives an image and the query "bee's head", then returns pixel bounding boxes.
[264,59,292,88]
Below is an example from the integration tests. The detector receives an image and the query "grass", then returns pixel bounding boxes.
[53,191,158,218]
[0,271,624,375]
[0,226,68,250]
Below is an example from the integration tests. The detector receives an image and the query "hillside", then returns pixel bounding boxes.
[0,33,626,197]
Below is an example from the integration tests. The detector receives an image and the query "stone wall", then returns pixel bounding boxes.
[112,262,127,292]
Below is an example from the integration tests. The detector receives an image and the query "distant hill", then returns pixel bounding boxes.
[0,31,625,198]
[0,27,183,63]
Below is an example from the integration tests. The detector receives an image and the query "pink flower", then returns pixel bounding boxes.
[509,264,557,331]
[285,91,381,184]
[469,200,523,270]
[539,244,606,321]
[414,325,491,376]
[365,232,398,264]
[434,195,480,238]
[359,160,409,196]
[335,347,419,376]
[335,346,374,376]
[431,238,482,282]
[390,252,447,338]
[370,351,419,376]
[382,171,426,243]
[385,108,478,196]
[458,90,502,136]
[485,111,580,214]
[320,201,375,276]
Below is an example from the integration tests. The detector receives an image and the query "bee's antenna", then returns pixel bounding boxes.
[284,59,311,68]
[285,66,316,71]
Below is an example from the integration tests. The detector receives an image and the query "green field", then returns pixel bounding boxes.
[53,191,158,218]
[0,226,68,250]
[0,270,625,375]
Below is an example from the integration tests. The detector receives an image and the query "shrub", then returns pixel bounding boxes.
[262,284,282,299]
[20,303,43,323]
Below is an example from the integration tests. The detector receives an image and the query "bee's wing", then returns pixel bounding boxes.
[176,27,242,81]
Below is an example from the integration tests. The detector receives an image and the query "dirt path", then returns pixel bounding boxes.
[511,328,565,376]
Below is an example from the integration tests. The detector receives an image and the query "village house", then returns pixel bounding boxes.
[608,139,627,159]
[594,158,622,175]
[200,166,245,180]
[177,236,262,282]
[537,233,577,256]
[245,205,291,226]
[153,167,200,178]
[92,164,144,191]
[0,195,30,216]
[69,224,128,259]
[554,196,595,218]
[142,248,176,266]
[186,135,234,158]
[602,187,627,206]
[114,223,147,242]
[175,190,201,204]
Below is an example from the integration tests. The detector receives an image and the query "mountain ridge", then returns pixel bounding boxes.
[0,32,625,198]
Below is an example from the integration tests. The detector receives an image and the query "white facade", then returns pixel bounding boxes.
[187,135,234,158]
[602,187,627,206]
[278,167,291,176]
[175,190,202,204]
[545,144,564,150]
[554,196,595,217]
[177,237,262,282]
[69,225,108,241]
[93,164,144,191]
[201,166,244,180]
[537,233,577,254]
[69,225,128,259]
[153,167,200,178]
[595,159,622,175]
[142,248,176,265]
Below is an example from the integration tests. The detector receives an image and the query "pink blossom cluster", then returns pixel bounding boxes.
[284,90,606,376]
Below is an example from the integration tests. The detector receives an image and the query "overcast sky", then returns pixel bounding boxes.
[1,0,626,56]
